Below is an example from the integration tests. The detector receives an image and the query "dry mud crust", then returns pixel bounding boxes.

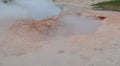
[9,18,60,39]
[0,18,60,56]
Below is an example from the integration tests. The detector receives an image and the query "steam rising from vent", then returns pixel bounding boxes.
[53,14,101,36]
[0,0,61,21]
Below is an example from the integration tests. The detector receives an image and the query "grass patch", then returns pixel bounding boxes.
[92,0,120,12]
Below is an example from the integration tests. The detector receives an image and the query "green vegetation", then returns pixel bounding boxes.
[92,0,120,12]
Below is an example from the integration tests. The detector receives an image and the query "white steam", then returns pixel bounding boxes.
[53,14,101,36]
[0,0,61,21]
[14,0,61,20]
